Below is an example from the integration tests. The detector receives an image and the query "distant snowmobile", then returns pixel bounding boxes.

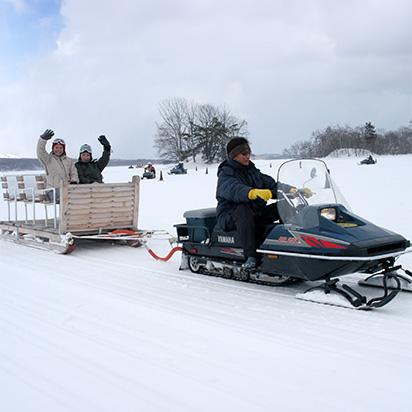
[142,164,156,179]
[168,162,187,175]
[359,155,377,165]
[174,159,411,309]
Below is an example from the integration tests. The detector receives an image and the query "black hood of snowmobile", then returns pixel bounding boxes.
[261,204,410,258]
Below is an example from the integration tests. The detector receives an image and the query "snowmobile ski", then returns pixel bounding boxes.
[358,266,412,292]
[298,272,401,310]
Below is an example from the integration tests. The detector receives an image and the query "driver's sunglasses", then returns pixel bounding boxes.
[240,150,251,156]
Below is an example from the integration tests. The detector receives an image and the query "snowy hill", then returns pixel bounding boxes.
[1,156,411,412]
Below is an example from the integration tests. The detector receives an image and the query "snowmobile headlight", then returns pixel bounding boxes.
[320,207,337,221]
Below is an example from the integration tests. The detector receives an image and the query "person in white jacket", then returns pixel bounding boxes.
[36,129,79,201]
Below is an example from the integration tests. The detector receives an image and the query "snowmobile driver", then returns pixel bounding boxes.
[145,163,156,176]
[75,135,111,184]
[216,137,312,269]
[37,129,79,202]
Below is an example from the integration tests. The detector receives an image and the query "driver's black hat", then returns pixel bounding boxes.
[226,137,251,159]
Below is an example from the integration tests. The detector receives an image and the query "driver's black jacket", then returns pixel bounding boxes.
[216,158,280,230]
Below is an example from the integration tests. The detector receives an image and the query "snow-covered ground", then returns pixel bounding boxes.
[1,156,411,412]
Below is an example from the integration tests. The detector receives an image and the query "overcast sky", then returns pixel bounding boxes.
[0,0,411,159]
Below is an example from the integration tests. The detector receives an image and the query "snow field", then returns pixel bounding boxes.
[0,156,411,412]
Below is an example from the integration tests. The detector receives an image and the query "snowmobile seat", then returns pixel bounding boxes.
[180,207,278,247]
[183,208,217,242]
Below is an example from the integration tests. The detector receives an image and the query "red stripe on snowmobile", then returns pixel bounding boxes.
[301,235,346,249]
[301,235,321,247]
[319,240,347,249]
[148,246,183,261]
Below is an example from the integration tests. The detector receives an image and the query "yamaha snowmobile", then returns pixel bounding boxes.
[175,159,411,309]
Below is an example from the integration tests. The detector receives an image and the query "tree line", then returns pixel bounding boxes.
[154,98,249,163]
[154,98,412,161]
[283,122,412,158]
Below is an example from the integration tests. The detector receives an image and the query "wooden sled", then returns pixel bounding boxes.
[0,174,147,253]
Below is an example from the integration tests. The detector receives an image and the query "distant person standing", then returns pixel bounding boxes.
[36,129,79,201]
[75,135,111,184]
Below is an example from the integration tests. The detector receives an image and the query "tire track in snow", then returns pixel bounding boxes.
[3,241,411,358]
[0,286,301,411]
[0,305,212,412]
[3,249,411,368]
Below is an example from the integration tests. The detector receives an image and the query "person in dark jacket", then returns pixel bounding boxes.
[75,135,111,184]
[216,137,299,269]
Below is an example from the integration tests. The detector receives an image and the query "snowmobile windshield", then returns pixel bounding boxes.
[276,159,350,227]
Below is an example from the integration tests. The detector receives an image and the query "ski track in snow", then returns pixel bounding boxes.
[1,157,412,412]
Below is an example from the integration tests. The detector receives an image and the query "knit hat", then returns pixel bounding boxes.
[226,137,251,159]
[79,143,92,154]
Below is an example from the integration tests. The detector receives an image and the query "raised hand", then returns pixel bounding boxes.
[98,135,111,149]
[40,129,54,140]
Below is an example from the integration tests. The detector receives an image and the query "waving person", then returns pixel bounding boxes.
[75,135,111,184]
[36,129,79,201]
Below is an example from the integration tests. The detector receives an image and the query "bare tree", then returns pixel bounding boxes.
[154,98,248,163]
[154,98,193,162]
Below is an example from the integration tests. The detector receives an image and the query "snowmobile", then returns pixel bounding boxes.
[359,155,377,165]
[174,159,411,309]
[168,162,187,175]
[142,165,156,179]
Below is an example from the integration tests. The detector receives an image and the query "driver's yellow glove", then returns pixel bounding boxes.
[248,189,272,202]
[289,187,298,194]
[301,187,314,198]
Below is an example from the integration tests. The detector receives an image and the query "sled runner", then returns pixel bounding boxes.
[173,159,411,309]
